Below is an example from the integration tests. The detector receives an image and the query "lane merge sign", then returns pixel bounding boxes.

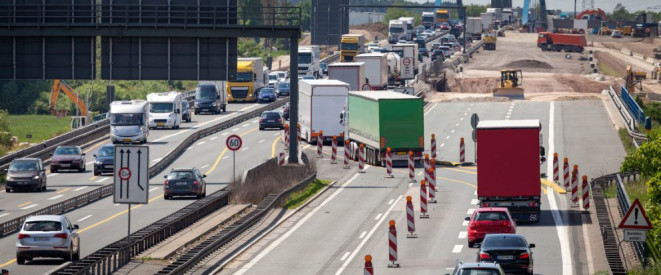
[114,145,149,204]
[227,134,242,151]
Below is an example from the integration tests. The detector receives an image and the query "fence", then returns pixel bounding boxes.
[620,86,646,124]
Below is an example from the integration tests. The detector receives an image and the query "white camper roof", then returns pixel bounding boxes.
[110,100,148,113]
[146,92,181,102]
[477,120,540,129]
[356,53,387,59]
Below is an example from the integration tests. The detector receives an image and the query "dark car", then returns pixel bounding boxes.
[258,88,277,103]
[477,234,535,275]
[431,49,445,61]
[5,158,46,192]
[50,146,86,173]
[320,63,328,76]
[181,101,191,122]
[259,111,284,130]
[276,82,290,97]
[194,83,224,114]
[163,168,207,199]
[93,144,115,176]
[446,261,505,275]
[419,47,429,57]
[282,102,290,120]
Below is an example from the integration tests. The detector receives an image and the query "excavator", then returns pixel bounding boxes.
[50,79,90,129]
[493,69,524,98]
[625,65,647,93]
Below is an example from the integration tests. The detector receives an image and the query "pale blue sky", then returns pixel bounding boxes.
[411,0,654,13]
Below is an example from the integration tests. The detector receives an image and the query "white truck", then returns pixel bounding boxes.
[147,91,183,129]
[328,62,366,91]
[391,43,418,79]
[480,12,495,31]
[109,100,149,144]
[422,12,435,29]
[356,53,388,90]
[298,45,321,78]
[386,52,401,85]
[467,17,483,40]
[399,17,415,40]
[502,8,513,24]
[486,8,502,22]
[299,79,350,143]
[388,19,407,43]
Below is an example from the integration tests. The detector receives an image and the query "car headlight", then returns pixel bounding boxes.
[33,175,40,180]
[95,160,102,165]
[6,176,13,181]
[212,102,217,106]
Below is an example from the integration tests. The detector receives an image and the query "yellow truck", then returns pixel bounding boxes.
[226,57,265,103]
[340,34,366,62]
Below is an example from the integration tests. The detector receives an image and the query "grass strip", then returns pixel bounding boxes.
[8,115,72,144]
[283,179,331,209]
[618,128,637,155]
[598,62,620,77]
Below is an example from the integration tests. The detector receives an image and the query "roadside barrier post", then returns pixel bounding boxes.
[431,134,437,159]
[424,154,430,183]
[460,137,465,163]
[387,220,400,268]
[385,147,393,178]
[331,136,338,164]
[582,175,590,211]
[317,130,323,158]
[279,151,285,166]
[563,158,570,190]
[571,169,579,206]
[406,196,417,238]
[408,151,416,183]
[420,180,429,219]
[428,167,437,203]
[297,123,301,149]
[284,124,289,148]
[343,141,350,169]
[358,144,366,173]
[553,153,559,183]
[431,157,437,190]
[364,255,374,275]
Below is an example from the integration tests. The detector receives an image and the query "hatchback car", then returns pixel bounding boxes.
[258,88,277,103]
[276,82,290,97]
[50,146,86,173]
[611,30,623,38]
[446,261,505,275]
[477,234,534,274]
[259,111,284,130]
[466,207,516,247]
[16,215,80,264]
[5,158,46,192]
[93,144,115,176]
[163,168,207,199]
[419,47,429,57]
[181,100,192,122]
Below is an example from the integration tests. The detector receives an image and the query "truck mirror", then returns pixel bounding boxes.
[175,109,180,114]
[365,78,369,84]
[539,146,546,157]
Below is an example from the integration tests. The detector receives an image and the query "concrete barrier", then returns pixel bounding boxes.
[632,53,646,60]
[620,48,632,56]
[646,57,657,64]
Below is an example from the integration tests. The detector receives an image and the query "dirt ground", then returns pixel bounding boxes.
[600,37,661,58]
[351,22,387,42]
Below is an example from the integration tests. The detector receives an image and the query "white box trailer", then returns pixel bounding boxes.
[328,62,367,91]
[356,53,388,90]
[480,12,494,30]
[299,79,350,143]
[390,44,418,79]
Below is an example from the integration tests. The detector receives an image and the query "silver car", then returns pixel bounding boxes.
[16,215,80,264]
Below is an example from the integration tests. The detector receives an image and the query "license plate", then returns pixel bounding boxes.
[396,152,407,155]
[35,237,50,241]
[176,182,188,185]
[157,123,165,127]
[497,255,514,260]
[105,165,114,169]
[123,139,132,142]
[268,120,274,122]
[61,164,70,167]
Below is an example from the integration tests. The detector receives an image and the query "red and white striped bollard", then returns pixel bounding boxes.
[284,124,289,148]
[331,136,337,164]
[563,157,570,189]
[279,150,285,166]
[553,153,559,183]
[582,175,590,211]
[387,220,399,268]
[431,134,437,159]
[424,154,430,184]
[420,180,429,218]
[571,169,578,206]
[385,147,393,178]
[428,167,437,203]
[343,141,350,169]
[358,144,366,173]
[317,130,323,158]
[364,255,374,275]
[459,137,465,163]
[408,151,416,183]
[406,196,417,238]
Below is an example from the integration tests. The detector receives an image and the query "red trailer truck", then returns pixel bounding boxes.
[476,120,546,222]
[537,32,587,53]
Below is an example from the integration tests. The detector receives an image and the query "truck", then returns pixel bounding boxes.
[466,17,483,40]
[109,100,149,144]
[399,17,415,40]
[388,20,407,44]
[298,45,321,78]
[195,81,227,114]
[226,57,265,102]
[345,91,424,167]
[328,62,366,91]
[435,9,450,28]
[480,12,494,30]
[502,8,513,24]
[391,43,418,79]
[486,8,502,22]
[386,52,401,86]
[299,80,350,144]
[147,91,183,129]
[537,32,587,52]
[476,119,545,222]
[422,12,435,29]
[356,53,388,90]
[340,34,366,62]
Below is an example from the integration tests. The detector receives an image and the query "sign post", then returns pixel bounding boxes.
[114,145,149,244]
[618,198,653,265]
[226,135,243,184]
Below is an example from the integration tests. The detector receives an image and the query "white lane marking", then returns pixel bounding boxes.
[388,199,394,205]
[375,213,382,220]
[455,123,459,126]
[73,186,88,191]
[409,183,413,187]
[340,251,351,262]
[359,231,367,239]
[471,199,479,205]
[243,124,250,127]
[0,213,10,218]
[467,208,475,215]
[583,201,595,275]
[505,115,510,119]
[222,132,229,136]
[441,143,445,147]
[77,215,92,222]
[210,137,218,141]
[424,103,438,117]
[446,136,450,139]
[149,187,158,192]
[259,139,265,143]
[507,111,512,115]
[86,161,94,165]
[451,129,455,133]
[114,203,120,206]
[474,190,477,196]
[197,141,206,146]
[48,195,64,200]
[47,173,59,177]
[235,173,364,275]
[241,147,249,151]
[452,245,463,253]
[21,204,38,210]
[463,220,469,226]
[464,112,467,116]
[253,120,259,124]
[274,133,280,136]
[96,178,109,183]
[200,164,209,169]
[460,117,464,121]
[471,103,474,106]
[152,158,163,162]
[153,116,225,142]
[222,156,230,159]
[233,128,239,132]
[458,231,467,239]
[418,171,423,176]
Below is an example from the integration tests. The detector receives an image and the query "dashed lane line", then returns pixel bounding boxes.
[73,186,87,192]
[452,244,463,253]
[21,204,38,210]
[48,195,64,200]
[77,215,93,222]
[458,231,467,239]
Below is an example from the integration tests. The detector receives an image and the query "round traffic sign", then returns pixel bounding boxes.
[226,134,242,151]
[362,83,372,91]
[118,167,131,180]
[402,57,411,66]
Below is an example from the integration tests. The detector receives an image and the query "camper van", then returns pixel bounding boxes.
[147,92,183,129]
[109,100,149,144]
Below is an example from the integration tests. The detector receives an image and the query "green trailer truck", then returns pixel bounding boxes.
[346,91,425,166]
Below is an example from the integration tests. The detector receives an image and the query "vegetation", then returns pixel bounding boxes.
[619,128,638,155]
[598,63,620,77]
[284,179,331,209]
[628,259,661,275]
[465,4,487,17]
[609,6,661,23]
[8,115,72,145]
[383,5,420,26]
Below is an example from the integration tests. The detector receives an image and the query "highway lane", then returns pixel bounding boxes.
[0,113,288,273]
[0,103,264,223]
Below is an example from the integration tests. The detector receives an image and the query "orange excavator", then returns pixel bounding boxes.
[49,79,89,129]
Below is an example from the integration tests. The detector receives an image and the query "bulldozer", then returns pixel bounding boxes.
[493,69,524,98]
[50,79,90,129]
[625,65,646,93]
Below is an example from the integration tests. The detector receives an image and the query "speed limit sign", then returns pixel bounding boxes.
[402,57,411,66]
[226,135,242,151]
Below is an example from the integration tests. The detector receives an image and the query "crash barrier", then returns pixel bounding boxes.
[0,99,287,238]
[406,196,416,238]
[387,220,399,268]
[620,86,646,123]
[608,86,647,146]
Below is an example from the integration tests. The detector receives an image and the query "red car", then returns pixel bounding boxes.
[466,207,516,247]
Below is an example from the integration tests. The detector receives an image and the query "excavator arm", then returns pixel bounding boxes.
[49,79,88,116]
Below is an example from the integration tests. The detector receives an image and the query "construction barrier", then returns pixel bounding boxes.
[424,154,430,183]
[385,147,393,178]
[279,151,285,166]
[388,220,399,268]
[343,141,350,169]
[358,144,366,173]
[284,124,289,148]
[571,169,579,206]
[431,134,437,159]
[460,137,465,163]
[317,130,324,158]
[420,180,429,218]
[331,136,338,164]
[563,158,570,189]
[408,151,416,183]
[428,167,437,203]
[364,255,374,275]
[406,196,417,238]
[582,175,590,210]
[553,153,559,182]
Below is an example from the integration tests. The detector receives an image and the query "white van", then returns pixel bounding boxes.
[109,100,149,144]
[147,92,183,129]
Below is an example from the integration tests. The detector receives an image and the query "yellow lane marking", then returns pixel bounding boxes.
[83,139,107,154]
[17,201,32,208]
[0,258,15,268]
[444,167,477,175]
[463,167,477,170]
[542,186,548,195]
[271,136,282,158]
[438,177,477,189]
[77,194,163,234]
[541,179,567,194]
[90,176,98,181]
[56,187,71,194]
[205,128,258,175]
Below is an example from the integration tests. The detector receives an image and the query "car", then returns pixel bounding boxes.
[367,43,380,52]
[611,30,623,38]
[431,42,441,50]
[267,72,280,88]
[194,83,224,114]
[431,49,445,61]
[276,81,290,97]
[282,102,290,120]
[424,29,435,36]
[372,47,386,53]
[258,88,277,103]
[93,144,115,176]
[419,47,429,57]
[275,71,288,81]
[440,22,450,30]
[181,100,191,122]
[446,261,506,275]
[302,75,315,80]
[163,168,207,199]
[50,146,86,173]
[16,215,80,264]
[397,40,408,44]
[466,207,516,247]
[5,158,46,192]
[477,234,534,274]
[439,46,453,57]
[442,44,456,55]
[259,110,284,130]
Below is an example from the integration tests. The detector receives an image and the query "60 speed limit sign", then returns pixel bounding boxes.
[226,135,242,151]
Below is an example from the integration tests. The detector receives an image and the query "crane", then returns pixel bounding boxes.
[49,79,90,129]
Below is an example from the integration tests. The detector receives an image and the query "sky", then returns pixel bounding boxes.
[411,0,655,13]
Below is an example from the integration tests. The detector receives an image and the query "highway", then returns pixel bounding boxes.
[226,100,625,275]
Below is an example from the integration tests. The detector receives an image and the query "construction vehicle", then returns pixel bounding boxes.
[615,21,632,35]
[625,65,647,93]
[576,8,606,21]
[49,80,90,129]
[537,32,586,53]
[493,69,524,98]
[598,22,612,35]
[482,31,497,50]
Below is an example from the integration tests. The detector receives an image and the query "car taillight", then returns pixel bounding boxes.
[279,118,282,123]
[529,202,538,207]
[504,221,511,227]
[260,118,264,122]
[193,180,199,186]
[479,252,491,260]
[54,233,68,239]
[164,180,169,189]
[519,252,530,259]
[18,234,30,240]
[481,203,490,207]
[469,222,476,229]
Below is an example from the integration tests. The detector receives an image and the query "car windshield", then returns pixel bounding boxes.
[475,211,508,221]
[97,146,114,157]
[341,43,359,51]
[236,72,253,82]
[268,74,278,80]
[483,237,526,248]
[262,112,280,119]
[8,160,39,171]
[196,85,217,99]
[110,113,144,126]
[150,103,173,113]
[55,147,81,155]
[298,53,312,64]
[24,220,62,232]
[261,89,275,95]
[168,171,194,180]
[458,269,501,275]
[278,82,290,89]
[278,73,286,79]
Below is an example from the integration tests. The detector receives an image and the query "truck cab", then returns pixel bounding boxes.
[298,46,321,78]
[340,34,365,62]
[109,100,149,144]
[226,58,265,102]
[388,20,406,44]
[147,92,182,129]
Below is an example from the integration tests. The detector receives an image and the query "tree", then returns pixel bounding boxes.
[465,4,487,17]
[298,1,311,32]
[383,7,420,25]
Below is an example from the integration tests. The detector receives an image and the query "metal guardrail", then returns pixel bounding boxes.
[0,99,287,238]
[620,86,646,124]
[608,86,648,147]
